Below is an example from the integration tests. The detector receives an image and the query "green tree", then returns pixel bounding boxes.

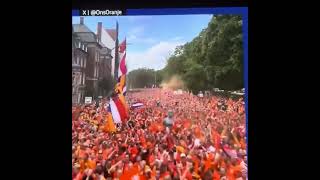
[159,15,244,92]
[128,68,160,88]
[98,76,116,96]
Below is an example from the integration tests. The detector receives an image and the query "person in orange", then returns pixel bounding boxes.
[226,158,242,180]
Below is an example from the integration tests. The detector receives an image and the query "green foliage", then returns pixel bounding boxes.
[160,15,244,92]
[127,68,161,88]
[98,76,116,96]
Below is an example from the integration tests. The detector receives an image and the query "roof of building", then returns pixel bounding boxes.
[105,29,117,41]
[73,24,92,33]
[73,24,99,43]
[76,32,97,43]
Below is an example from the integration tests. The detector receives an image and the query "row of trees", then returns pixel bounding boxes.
[127,68,162,89]
[161,15,244,93]
[127,15,244,93]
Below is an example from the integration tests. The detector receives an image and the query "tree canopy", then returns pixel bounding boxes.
[127,68,161,89]
[161,15,244,92]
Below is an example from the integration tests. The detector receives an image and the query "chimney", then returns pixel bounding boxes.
[80,17,84,25]
[97,22,102,43]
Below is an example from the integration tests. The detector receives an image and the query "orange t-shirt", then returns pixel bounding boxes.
[213,170,220,180]
[139,175,147,180]
[194,127,201,138]
[240,139,246,149]
[79,160,85,172]
[78,150,86,159]
[227,165,241,180]
[86,160,96,169]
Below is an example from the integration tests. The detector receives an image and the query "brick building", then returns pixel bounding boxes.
[73,17,104,99]
[73,32,88,103]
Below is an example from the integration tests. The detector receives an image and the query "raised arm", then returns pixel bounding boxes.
[108,160,122,173]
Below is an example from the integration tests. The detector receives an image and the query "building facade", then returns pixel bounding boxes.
[73,17,114,102]
[72,27,86,105]
[73,34,88,103]
[73,17,104,100]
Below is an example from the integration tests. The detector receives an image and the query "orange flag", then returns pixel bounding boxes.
[115,75,126,94]
[118,92,129,115]
[119,75,126,89]
[104,113,116,133]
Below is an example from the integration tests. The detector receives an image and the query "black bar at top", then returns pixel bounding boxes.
[73,0,248,9]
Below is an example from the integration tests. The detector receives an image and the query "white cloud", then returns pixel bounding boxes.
[127,40,186,71]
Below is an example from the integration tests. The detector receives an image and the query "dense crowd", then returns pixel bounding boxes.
[72,89,247,180]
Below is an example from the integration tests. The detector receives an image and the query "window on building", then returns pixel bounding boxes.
[83,73,86,85]
[95,64,97,78]
[80,72,83,85]
[78,42,81,48]
[79,73,82,85]
[82,57,84,67]
[97,51,100,63]
[97,65,99,77]
[84,59,86,68]
[77,57,80,65]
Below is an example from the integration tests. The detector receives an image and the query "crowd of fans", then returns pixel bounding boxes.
[72,89,247,180]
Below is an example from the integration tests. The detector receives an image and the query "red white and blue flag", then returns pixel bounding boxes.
[131,102,144,109]
[109,96,128,123]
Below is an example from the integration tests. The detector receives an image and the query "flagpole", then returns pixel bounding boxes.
[114,21,119,80]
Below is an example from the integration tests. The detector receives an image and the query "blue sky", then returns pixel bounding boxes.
[72,15,212,71]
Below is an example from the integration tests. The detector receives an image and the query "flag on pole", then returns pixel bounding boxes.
[109,97,122,124]
[118,92,129,114]
[117,38,127,95]
[118,38,127,78]
[110,96,128,123]
[115,21,119,78]
[104,106,117,133]
[109,36,129,124]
